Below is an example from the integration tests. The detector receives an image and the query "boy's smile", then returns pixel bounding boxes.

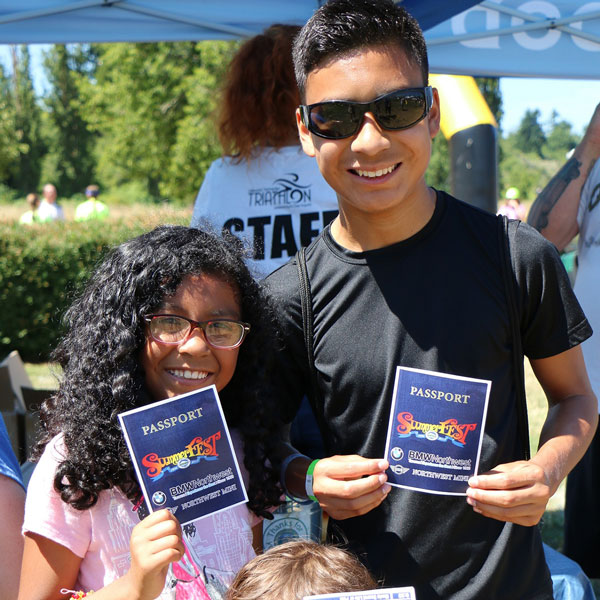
[297,45,440,249]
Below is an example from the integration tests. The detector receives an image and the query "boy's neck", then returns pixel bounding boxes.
[330,186,437,251]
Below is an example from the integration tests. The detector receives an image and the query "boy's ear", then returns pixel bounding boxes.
[428,87,441,140]
[296,108,317,157]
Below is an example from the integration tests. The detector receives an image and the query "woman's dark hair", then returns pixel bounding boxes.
[218,24,301,161]
[35,225,283,518]
[293,0,429,100]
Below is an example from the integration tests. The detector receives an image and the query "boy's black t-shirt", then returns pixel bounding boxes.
[265,191,591,600]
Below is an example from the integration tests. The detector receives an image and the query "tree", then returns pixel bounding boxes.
[543,111,579,161]
[513,109,546,157]
[0,63,22,183]
[161,41,237,202]
[7,46,44,193]
[76,41,235,203]
[40,44,97,196]
[77,42,195,199]
[475,77,503,127]
[427,134,450,192]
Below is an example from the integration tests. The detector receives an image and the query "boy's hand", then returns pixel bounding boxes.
[312,455,391,520]
[465,460,552,527]
[125,509,184,600]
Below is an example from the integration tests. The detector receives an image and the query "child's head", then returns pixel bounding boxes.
[292,0,438,221]
[38,226,282,516]
[293,0,429,101]
[226,540,376,600]
[219,23,301,159]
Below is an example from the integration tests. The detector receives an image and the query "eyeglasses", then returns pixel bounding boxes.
[144,314,250,349]
[300,86,433,140]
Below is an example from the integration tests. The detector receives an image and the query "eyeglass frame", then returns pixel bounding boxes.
[144,314,251,349]
[299,86,434,140]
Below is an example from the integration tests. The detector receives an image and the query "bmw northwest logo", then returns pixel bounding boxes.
[390,447,404,461]
[152,491,167,506]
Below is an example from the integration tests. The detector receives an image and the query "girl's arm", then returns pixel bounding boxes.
[19,509,184,600]
[18,534,81,600]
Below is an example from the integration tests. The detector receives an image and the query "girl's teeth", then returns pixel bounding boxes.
[171,369,208,380]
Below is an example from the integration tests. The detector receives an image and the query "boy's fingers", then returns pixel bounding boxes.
[316,455,389,480]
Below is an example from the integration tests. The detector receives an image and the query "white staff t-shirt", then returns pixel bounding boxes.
[191,146,338,278]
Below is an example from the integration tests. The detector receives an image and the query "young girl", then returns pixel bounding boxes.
[19,225,283,600]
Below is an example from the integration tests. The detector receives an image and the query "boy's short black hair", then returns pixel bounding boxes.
[293,0,429,100]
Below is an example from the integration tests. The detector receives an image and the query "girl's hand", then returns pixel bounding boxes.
[124,509,184,600]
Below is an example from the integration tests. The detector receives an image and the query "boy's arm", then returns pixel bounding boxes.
[527,103,600,251]
[465,345,597,526]
[285,454,391,520]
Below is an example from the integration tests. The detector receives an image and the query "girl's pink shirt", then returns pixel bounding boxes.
[23,432,260,599]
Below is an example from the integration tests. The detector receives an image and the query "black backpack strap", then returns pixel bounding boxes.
[497,215,531,460]
[296,246,320,404]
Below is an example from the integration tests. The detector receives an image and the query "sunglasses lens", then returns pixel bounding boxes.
[375,90,427,130]
[308,102,360,139]
[306,88,428,139]
[205,321,244,348]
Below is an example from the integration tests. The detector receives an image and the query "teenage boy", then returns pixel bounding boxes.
[265,1,598,599]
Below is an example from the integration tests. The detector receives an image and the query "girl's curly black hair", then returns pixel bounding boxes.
[34,225,283,518]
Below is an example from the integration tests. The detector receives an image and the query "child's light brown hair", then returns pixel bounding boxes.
[226,539,376,600]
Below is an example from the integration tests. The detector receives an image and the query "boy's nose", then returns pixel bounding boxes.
[350,113,391,155]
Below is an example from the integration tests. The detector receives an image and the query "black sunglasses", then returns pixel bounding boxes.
[300,86,433,140]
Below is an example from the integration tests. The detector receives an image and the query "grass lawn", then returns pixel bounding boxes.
[25,359,599,596]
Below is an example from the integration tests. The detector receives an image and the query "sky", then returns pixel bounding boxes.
[1,44,599,138]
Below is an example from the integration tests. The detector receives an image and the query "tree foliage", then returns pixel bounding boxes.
[40,45,97,196]
[0,63,22,181]
[476,77,503,127]
[77,41,235,203]
[0,43,585,208]
[5,46,45,193]
[513,108,546,157]
[543,111,579,161]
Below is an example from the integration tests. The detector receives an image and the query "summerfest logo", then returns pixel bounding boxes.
[142,432,221,480]
[396,411,477,447]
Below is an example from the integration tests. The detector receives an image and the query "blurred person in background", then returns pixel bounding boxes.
[497,186,526,220]
[19,192,41,225]
[75,184,109,222]
[38,183,65,222]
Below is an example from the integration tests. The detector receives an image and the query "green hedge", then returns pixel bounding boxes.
[0,220,165,362]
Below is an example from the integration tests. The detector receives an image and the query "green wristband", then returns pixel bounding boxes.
[305,459,320,502]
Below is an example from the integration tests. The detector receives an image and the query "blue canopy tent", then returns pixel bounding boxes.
[0,0,480,43]
[426,0,600,79]
[0,0,597,78]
